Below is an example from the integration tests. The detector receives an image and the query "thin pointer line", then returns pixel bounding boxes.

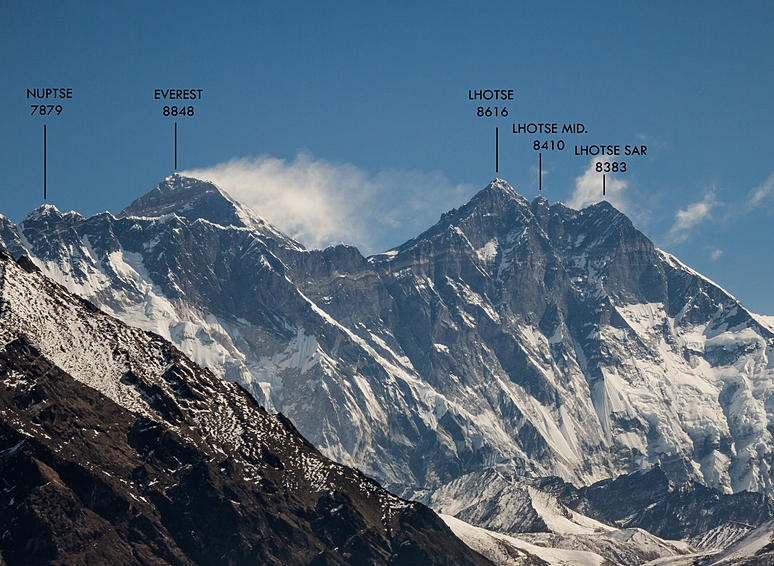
[43,124,47,200]
[603,174,606,196]
[174,122,178,170]
[495,127,499,172]
[539,152,542,191]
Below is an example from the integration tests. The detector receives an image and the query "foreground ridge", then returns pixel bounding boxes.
[0,249,494,566]
[2,175,774,563]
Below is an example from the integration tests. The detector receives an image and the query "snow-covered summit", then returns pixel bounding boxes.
[118,174,303,250]
[478,177,527,204]
[3,176,774,562]
[119,174,238,220]
[23,203,62,221]
[486,177,518,194]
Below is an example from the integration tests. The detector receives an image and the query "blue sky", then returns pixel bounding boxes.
[2,1,773,313]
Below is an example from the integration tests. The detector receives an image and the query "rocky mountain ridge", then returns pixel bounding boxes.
[2,174,773,561]
[0,248,495,565]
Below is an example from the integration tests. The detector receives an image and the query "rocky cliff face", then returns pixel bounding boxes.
[0,250,493,566]
[3,174,774,553]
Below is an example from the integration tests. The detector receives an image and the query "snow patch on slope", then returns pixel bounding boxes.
[442,514,606,566]
[475,238,498,263]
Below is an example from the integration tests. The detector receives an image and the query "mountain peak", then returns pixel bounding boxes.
[532,195,549,206]
[464,178,530,214]
[24,203,62,221]
[587,199,619,212]
[118,174,235,220]
[118,174,304,250]
[22,204,84,225]
[582,199,629,225]
[484,178,518,196]
[118,173,260,231]
[392,179,532,252]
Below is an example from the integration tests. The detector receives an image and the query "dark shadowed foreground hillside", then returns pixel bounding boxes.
[0,250,495,566]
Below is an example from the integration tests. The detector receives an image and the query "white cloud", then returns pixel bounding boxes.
[747,172,774,208]
[568,158,628,212]
[710,249,724,261]
[182,153,473,254]
[668,190,719,243]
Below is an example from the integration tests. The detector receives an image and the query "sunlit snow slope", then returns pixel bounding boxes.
[2,175,773,524]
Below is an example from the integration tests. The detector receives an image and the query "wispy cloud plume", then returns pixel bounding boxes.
[668,189,720,243]
[747,172,774,209]
[568,158,628,212]
[182,153,473,254]
[658,171,774,250]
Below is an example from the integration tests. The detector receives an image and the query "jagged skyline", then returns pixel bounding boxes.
[4,174,774,563]
[2,3,772,311]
